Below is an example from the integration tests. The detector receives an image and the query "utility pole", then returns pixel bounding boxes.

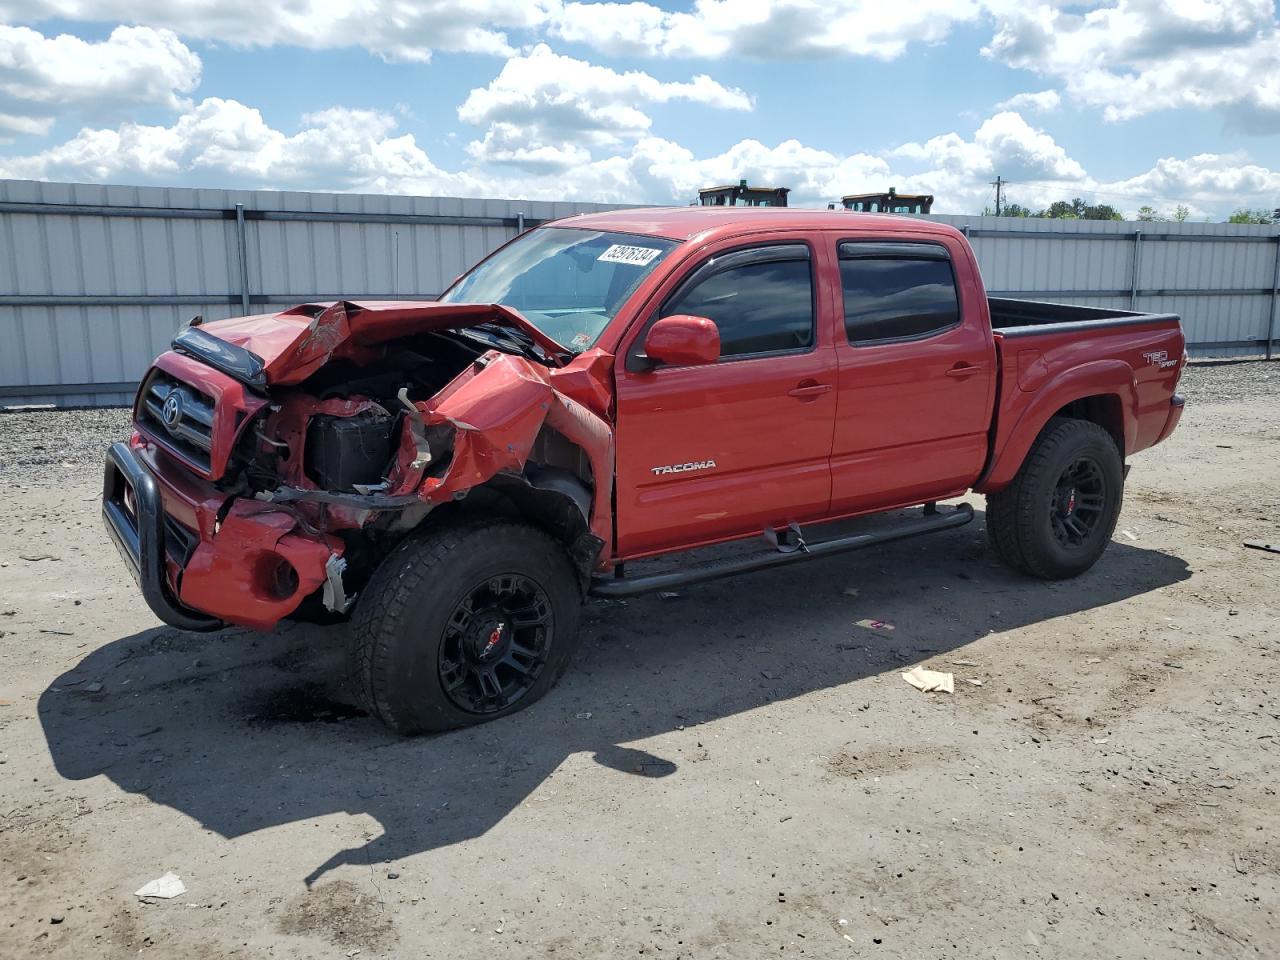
[990,175,1004,216]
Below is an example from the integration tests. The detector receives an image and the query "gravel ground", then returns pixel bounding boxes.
[1181,358,1280,404]
[0,362,1278,959]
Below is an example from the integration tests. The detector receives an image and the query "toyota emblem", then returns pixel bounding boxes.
[161,390,184,429]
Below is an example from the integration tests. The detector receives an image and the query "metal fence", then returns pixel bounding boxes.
[0,179,634,406]
[927,214,1280,360]
[1,180,1277,406]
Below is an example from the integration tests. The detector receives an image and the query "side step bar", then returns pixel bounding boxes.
[589,503,974,599]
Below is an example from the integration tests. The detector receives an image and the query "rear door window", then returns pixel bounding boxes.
[838,243,959,344]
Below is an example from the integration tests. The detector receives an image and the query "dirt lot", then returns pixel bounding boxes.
[1,362,1278,959]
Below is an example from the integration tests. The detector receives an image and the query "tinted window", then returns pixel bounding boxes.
[840,258,959,343]
[663,258,813,358]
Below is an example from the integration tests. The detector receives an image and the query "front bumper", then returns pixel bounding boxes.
[103,441,223,631]
[102,441,341,631]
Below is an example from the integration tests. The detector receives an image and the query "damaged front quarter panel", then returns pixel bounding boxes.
[404,352,616,557]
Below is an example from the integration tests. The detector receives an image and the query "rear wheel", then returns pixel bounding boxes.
[349,520,582,735]
[986,417,1124,579]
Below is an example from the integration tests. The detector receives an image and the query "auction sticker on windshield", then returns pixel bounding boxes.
[597,244,664,266]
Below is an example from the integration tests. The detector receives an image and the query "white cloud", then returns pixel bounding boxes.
[983,0,1280,130]
[0,112,55,138]
[1098,152,1280,216]
[0,24,200,135]
[892,111,1085,183]
[0,99,465,188]
[550,1,1280,132]
[995,90,1061,114]
[458,44,752,170]
[465,124,593,172]
[3,100,1277,221]
[3,0,558,62]
[552,0,982,59]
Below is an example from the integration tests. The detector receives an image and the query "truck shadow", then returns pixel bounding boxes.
[38,511,1190,885]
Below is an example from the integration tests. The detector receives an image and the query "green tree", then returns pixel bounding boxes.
[1227,208,1273,224]
[1038,198,1123,221]
[1041,200,1079,219]
[1136,205,1167,222]
[1172,205,1190,222]
[1084,203,1124,221]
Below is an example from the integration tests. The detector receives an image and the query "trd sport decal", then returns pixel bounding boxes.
[650,459,717,476]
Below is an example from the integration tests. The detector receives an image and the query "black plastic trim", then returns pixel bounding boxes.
[102,442,223,632]
[838,240,951,260]
[172,327,268,390]
[997,311,1180,338]
[589,504,974,598]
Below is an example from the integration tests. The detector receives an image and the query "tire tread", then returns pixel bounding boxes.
[349,519,579,734]
[985,417,1123,580]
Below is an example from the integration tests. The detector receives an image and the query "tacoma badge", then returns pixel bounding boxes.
[651,459,717,476]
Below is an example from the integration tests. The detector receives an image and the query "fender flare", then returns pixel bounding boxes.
[977,359,1137,492]
[480,467,605,588]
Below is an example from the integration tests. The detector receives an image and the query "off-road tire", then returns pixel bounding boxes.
[985,417,1124,579]
[349,519,582,735]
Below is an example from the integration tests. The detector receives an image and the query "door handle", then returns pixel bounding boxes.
[945,362,987,379]
[787,382,833,399]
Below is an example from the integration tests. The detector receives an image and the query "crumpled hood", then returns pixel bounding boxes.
[195,300,567,386]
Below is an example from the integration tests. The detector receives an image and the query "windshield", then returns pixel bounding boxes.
[439,227,678,352]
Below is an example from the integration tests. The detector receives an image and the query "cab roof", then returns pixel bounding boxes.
[548,205,959,243]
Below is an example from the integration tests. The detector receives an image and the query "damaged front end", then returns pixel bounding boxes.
[103,300,615,632]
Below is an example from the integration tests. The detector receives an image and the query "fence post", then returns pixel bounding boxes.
[1268,235,1280,361]
[234,203,251,315]
[1129,230,1142,310]
[516,211,525,234]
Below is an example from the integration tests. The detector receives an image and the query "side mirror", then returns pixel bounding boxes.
[642,315,720,368]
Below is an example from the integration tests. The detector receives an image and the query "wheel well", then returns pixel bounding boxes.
[420,429,603,589]
[1053,394,1124,455]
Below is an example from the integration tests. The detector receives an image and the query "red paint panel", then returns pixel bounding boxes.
[612,228,839,559]
[978,319,1185,492]
[828,233,996,514]
[178,501,341,631]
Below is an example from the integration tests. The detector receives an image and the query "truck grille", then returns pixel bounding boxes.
[137,370,216,472]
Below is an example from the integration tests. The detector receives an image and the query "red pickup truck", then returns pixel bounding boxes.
[103,207,1186,734]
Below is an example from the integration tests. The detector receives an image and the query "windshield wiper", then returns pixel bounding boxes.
[462,323,549,364]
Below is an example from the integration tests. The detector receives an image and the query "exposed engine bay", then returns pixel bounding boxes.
[130,300,617,627]
[242,335,483,501]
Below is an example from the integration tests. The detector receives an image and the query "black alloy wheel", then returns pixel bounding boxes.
[439,573,553,714]
[1049,456,1107,550]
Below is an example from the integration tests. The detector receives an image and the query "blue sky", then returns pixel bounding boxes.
[1,1,1278,219]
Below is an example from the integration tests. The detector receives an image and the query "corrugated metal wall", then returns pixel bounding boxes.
[927,214,1280,358]
[0,179,635,406]
[1,182,1277,407]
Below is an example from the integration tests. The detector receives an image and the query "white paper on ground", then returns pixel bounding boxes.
[901,666,955,694]
[135,872,186,899]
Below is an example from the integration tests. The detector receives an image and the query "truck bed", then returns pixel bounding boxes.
[988,297,1174,335]
[978,297,1186,493]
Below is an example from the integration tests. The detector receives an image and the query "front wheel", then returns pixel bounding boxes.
[349,520,582,735]
[986,417,1125,579]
